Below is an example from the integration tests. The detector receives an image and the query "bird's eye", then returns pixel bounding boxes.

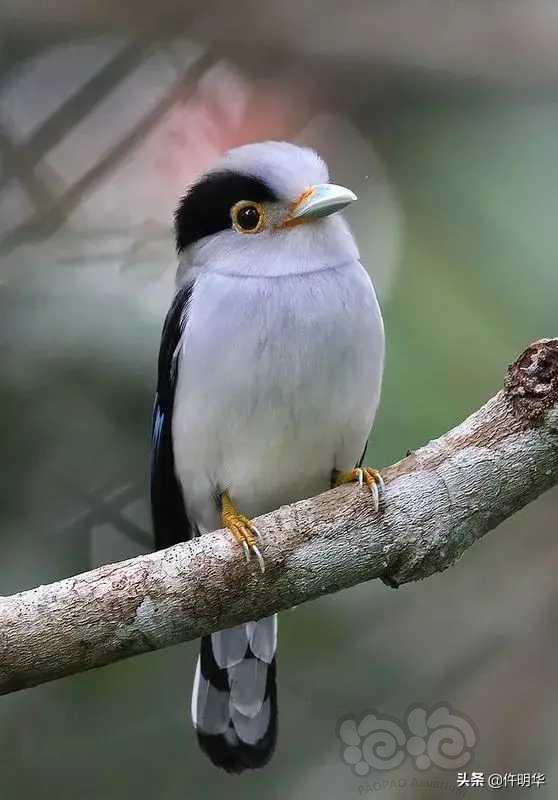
[231,201,265,234]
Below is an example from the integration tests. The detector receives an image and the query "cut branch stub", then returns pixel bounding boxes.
[505,338,558,423]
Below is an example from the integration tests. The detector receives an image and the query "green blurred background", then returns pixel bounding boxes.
[1,4,558,798]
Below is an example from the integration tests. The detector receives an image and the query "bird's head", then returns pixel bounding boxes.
[175,141,359,280]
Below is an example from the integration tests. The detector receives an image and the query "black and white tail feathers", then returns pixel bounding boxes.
[191,615,278,773]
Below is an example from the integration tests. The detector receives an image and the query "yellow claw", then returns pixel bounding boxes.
[221,492,265,573]
[333,466,385,513]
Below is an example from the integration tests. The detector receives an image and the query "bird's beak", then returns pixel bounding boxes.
[283,183,357,227]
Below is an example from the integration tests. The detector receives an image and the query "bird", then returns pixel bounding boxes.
[150,140,385,773]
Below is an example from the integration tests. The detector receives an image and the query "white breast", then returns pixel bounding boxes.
[172,260,384,532]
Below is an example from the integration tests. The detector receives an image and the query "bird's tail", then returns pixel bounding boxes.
[191,615,278,773]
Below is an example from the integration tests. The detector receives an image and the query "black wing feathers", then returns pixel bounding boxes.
[151,283,193,550]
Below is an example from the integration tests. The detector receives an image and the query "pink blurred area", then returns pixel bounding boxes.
[151,68,315,216]
[0,38,400,307]
[0,41,314,235]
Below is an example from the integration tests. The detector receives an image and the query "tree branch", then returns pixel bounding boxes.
[2,339,558,695]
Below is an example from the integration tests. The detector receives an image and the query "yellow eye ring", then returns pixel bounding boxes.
[231,200,265,234]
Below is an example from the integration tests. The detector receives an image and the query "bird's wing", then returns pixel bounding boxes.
[151,282,194,549]
[356,441,368,468]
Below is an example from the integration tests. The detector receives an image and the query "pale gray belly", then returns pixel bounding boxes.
[172,262,384,532]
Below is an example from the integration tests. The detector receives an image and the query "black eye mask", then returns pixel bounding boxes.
[174,171,278,252]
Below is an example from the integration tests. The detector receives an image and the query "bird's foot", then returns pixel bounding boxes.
[332,466,385,512]
[221,491,265,573]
